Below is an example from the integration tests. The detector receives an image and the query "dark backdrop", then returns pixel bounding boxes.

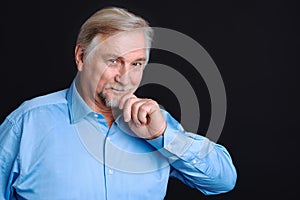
[1,0,299,199]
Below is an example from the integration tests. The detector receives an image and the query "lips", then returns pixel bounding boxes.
[105,85,132,92]
[112,88,127,92]
[108,88,131,94]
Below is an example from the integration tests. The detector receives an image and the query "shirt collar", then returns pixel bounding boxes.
[66,80,125,126]
[67,80,94,124]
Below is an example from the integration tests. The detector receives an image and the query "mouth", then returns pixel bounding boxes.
[107,87,132,94]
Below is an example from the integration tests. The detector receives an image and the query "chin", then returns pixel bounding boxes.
[104,99,120,108]
[99,92,121,108]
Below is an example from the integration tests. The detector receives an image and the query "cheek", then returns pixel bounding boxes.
[130,71,143,86]
[82,59,105,80]
[95,77,108,94]
[96,69,118,91]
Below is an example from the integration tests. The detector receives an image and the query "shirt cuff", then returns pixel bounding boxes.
[146,110,192,156]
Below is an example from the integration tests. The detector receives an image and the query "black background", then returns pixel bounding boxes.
[1,0,299,199]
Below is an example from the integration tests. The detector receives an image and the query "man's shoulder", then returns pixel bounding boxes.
[7,88,69,122]
[23,89,69,108]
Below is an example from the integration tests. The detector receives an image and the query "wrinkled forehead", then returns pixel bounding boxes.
[88,30,148,59]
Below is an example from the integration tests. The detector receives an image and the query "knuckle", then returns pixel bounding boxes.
[139,106,148,113]
[147,100,159,109]
[148,99,157,105]
[131,103,139,113]
[126,97,136,105]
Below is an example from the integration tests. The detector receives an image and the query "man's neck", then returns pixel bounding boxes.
[94,102,115,127]
[75,82,116,127]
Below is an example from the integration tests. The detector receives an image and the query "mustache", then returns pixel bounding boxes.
[104,84,134,91]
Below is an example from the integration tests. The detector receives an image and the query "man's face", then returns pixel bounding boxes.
[77,30,147,108]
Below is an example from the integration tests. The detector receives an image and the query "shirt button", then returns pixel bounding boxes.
[94,113,98,118]
[192,159,197,164]
[108,169,114,175]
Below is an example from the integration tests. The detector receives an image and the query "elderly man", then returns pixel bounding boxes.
[0,7,237,199]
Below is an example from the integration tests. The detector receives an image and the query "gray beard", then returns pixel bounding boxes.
[99,92,119,108]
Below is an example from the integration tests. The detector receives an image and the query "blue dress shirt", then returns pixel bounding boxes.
[0,81,237,200]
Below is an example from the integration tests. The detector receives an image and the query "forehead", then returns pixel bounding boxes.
[95,30,147,58]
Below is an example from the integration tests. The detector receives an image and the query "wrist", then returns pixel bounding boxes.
[148,121,167,140]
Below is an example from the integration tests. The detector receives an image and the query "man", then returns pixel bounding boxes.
[0,7,237,199]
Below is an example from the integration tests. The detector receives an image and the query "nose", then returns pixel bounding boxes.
[115,64,131,85]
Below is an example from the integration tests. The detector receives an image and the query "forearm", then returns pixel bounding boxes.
[147,111,237,195]
[168,140,237,195]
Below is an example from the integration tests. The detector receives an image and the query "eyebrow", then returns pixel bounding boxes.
[101,53,119,60]
[132,57,147,62]
[102,53,147,62]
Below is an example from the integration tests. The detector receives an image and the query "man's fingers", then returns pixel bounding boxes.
[121,95,161,129]
[135,100,159,125]
[119,93,135,110]
[137,103,150,125]
[123,97,139,122]
[131,100,148,125]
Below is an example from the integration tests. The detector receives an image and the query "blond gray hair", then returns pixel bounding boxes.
[76,7,153,55]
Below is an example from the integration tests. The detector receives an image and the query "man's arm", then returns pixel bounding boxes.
[148,110,237,195]
[118,94,237,195]
[0,117,21,200]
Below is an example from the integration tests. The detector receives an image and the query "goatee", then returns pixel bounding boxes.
[99,92,119,108]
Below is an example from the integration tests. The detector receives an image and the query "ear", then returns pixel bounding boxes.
[75,44,84,71]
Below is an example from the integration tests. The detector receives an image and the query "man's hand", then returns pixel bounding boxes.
[119,94,166,140]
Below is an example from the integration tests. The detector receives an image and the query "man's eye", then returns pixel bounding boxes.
[132,62,143,68]
[108,59,120,67]
[109,59,118,64]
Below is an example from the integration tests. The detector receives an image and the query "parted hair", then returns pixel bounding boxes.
[76,7,153,51]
